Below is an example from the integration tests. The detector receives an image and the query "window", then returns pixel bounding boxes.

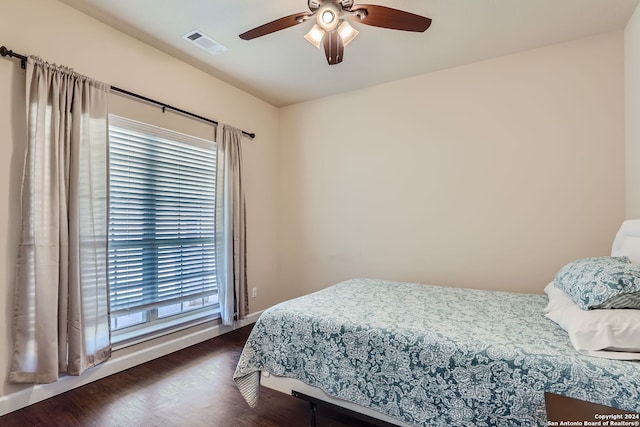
[108,115,219,342]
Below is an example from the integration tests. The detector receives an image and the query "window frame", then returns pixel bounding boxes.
[107,114,221,345]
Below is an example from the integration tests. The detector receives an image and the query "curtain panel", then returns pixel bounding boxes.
[10,57,111,384]
[216,124,249,325]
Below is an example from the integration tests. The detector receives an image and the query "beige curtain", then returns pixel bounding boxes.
[216,124,248,325]
[10,57,111,384]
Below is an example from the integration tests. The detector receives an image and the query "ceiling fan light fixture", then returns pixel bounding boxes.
[304,24,325,48]
[322,10,335,24]
[337,20,358,46]
[317,3,340,31]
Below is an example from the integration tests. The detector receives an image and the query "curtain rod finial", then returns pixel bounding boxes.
[1,46,27,68]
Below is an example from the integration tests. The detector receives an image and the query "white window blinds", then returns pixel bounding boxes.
[108,115,217,320]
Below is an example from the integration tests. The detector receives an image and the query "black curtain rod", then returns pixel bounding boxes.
[0,45,255,140]
[110,85,255,139]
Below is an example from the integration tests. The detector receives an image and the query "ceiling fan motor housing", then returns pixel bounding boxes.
[308,0,353,12]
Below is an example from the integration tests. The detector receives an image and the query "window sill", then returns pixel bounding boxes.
[112,310,221,351]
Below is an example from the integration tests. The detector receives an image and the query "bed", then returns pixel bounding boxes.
[234,223,640,426]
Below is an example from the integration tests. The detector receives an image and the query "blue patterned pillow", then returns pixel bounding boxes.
[554,256,640,310]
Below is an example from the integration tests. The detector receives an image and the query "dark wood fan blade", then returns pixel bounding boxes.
[348,5,431,32]
[239,12,312,40]
[323,31,344,65]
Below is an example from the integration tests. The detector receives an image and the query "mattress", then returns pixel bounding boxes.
[233,278,640,426]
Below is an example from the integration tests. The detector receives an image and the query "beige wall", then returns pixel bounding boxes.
[0,0,279,408]
[278,32,625,298]
[626,3,640,218]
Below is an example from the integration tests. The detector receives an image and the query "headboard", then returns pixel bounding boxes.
[611,219,640,264]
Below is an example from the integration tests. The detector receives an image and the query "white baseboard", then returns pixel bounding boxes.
[0,311,261,417]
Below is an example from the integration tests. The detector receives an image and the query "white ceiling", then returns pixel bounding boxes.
[57,0,640,107]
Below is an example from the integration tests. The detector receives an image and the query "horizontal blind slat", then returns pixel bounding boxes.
[108,115,218,317]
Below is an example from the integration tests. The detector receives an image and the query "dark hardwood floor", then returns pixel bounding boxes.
[0,325,376,427]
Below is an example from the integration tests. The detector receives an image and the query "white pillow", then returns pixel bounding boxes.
[544,282,640,360]
[611,219,640,264]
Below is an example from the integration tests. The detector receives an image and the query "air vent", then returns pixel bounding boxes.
[182,30,227,55]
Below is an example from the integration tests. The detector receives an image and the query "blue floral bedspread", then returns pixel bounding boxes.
[233,279,640,426]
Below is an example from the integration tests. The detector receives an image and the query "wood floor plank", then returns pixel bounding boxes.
[0,325,378,427]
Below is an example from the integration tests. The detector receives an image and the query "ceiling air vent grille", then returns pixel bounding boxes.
[182,30,227,55]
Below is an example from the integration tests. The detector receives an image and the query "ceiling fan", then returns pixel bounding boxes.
[239,0,432,65]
